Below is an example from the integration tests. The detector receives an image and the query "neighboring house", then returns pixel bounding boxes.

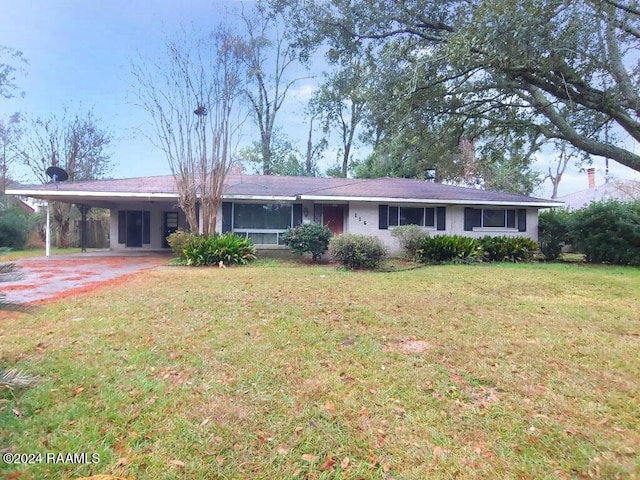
[557,168,640,210]
[6,174,561,254]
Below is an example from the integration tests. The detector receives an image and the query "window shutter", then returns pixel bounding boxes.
[388,206,399,226]
[292,204,303,226]
[518,209,527,232]
[464,207,476,232]
[222,202,233,233]
[378,205,388,230]
[464,207,481,231]
[436,207,446,231]
[142,211,150,244]
[118,211,126,244]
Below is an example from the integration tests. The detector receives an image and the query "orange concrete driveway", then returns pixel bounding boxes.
[1,252,170,305]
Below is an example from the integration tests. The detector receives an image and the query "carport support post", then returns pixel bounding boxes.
[79,204,90,253]
[45,201,51,258]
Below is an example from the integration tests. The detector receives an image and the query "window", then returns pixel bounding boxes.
[387,206,435,227]
[233,203,292,230]
[482,209,515,228]
[464,208,526,232]
[228,203,302,245]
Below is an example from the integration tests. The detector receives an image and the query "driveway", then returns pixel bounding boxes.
[1,251,170,305]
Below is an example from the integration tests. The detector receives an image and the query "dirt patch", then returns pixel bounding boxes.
[384,337,432,354]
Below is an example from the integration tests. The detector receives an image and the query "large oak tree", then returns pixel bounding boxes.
[284,0,640,179]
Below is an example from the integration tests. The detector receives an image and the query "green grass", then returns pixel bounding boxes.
[1,262,639,479]
[0,248,82,262]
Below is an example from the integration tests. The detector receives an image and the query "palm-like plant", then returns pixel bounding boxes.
[0,250,35,390]
[0,368,36,390]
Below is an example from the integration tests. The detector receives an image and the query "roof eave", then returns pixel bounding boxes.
[6,189,180,200]
[223,194,298,201]
[299,194,563,208]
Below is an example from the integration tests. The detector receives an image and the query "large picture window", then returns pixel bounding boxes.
[233,203,292,230]
[229,203,302,245]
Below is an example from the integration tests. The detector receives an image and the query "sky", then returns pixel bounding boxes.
[2,0,639,198]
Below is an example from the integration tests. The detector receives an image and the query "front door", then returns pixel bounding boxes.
[163,212,179,248]
[126,211,143,247]
[323,206,344,234]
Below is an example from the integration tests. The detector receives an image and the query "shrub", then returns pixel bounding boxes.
[569,200,640,265]
[479,235,538,262]
[330,233,387,269]
[416,235,483,264]
[391,225,429,260]
[281,223,333,261]
[0,212,28,249]
[166,229,198,259]
[183,233,257,266]
[538,209,573,261]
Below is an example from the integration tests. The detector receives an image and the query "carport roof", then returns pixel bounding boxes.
[7,174,562,207]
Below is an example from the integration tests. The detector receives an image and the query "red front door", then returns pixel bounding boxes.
[323,206,344,234]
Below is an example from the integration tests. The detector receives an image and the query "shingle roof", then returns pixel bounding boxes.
[7,174,561,207]
[557,180,640,210]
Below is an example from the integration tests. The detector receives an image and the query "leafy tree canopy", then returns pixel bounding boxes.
[283,0,640,183]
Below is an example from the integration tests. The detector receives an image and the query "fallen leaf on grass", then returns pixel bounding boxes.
[341,456,350,469]
[320,454,336,471]
[301,454,318,462]
[3,472,24,479]
[433,446,445,462]
[168,459,185,468]
[12,408,23,417]
[117,457,129,466]
[325,401,335,412]
[276,447,289,455]
[73,386,85,396]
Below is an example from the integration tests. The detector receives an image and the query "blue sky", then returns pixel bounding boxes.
[2,0,639,196]
[1,0,317,181]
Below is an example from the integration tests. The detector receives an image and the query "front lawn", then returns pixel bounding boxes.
[1,262,639,479]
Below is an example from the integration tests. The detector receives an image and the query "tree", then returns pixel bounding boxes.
[133,26,247,235]
[20,108,112,247]
[284,0,640,176]
[239,128,315,176]
[0,113,22,193]
[547,142,584,198]
[310,53,372,177]
[304,115,327,176]
[241,1,307,175]
[0,46,26,99]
